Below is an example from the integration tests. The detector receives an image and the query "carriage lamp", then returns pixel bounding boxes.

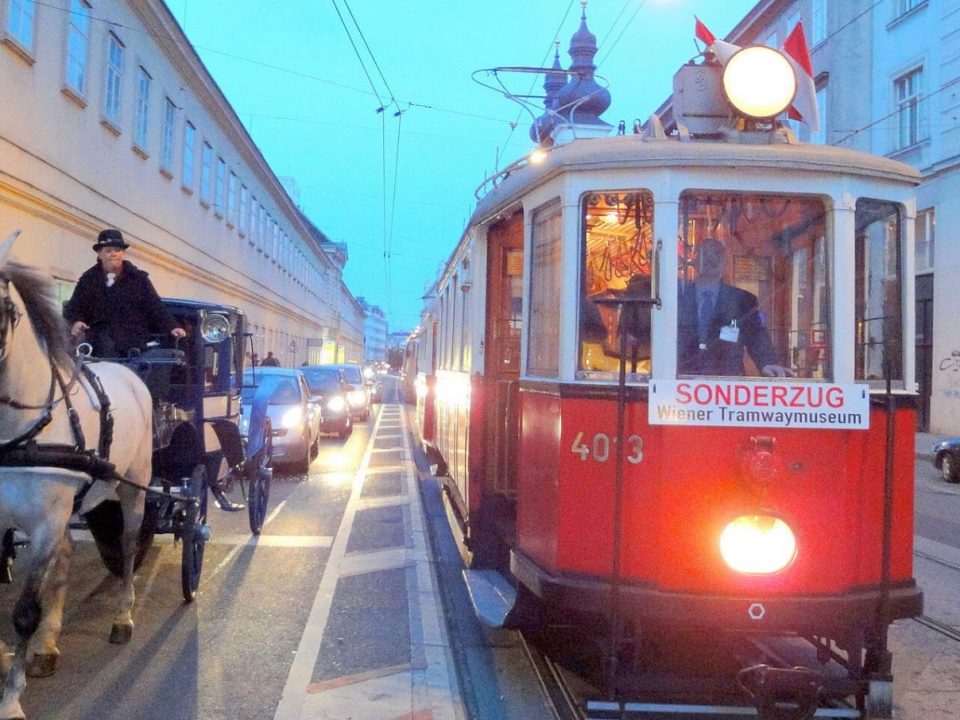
[200,312,230,343]
[719,514,797,574]
[722,46,797,121]
[281,406,304,429]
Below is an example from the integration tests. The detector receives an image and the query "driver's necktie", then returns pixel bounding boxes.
[698,289,715,342]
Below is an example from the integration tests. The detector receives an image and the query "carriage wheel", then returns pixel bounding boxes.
[247,421,273,535]
[180,464,208,602]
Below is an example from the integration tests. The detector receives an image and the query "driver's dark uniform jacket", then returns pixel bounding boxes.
[63,259,179,357]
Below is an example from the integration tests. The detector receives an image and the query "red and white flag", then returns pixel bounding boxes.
[694,16,740,65]
[782,22,820,132]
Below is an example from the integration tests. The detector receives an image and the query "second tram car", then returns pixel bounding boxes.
[412,42,923,718]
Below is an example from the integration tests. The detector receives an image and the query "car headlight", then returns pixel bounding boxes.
[326,395,347,413]
[347,390,365,406]
[719,515,796,574]
[281,407,303,429]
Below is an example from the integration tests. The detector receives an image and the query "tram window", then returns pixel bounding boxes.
[528,201,561,377]
[854,199,903,382]
[578,191,654,378]
[677,192,829,380]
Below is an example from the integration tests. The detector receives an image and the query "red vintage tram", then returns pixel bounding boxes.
[411,39,922,719]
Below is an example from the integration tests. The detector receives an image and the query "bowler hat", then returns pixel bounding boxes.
[92,228,129,251]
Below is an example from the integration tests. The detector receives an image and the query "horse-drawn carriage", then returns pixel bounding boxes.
[81,297,275,600]
[0,231,273,718]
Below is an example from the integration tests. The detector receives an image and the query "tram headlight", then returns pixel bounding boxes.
[719,514,796,574]
[281,407,303,429]
[722,46,797,120]
[200,312,230,343]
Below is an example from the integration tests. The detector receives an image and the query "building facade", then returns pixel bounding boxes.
[674,0,956,432]
[357,297,388,363]
[0,0,363,367]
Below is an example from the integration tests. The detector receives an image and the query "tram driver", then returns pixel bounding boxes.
[64,228,186,358]
[678,238,792,378]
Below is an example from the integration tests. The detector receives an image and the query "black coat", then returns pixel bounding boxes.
[677,281,777,376]
[63,260,178,357]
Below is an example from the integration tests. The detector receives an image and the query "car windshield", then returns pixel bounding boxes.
[339,366,363,383]
[242,373,300,405]
[301,367,341,392]
[269,378,301,404]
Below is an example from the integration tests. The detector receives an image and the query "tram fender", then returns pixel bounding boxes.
[462,569,517,628]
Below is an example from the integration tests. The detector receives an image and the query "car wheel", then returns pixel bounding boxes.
[943,453,960,483]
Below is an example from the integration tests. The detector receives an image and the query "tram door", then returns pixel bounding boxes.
[915,273,933,430]
[484,212,524,510]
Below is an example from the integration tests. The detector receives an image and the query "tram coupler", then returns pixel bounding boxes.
[738,664,823,720]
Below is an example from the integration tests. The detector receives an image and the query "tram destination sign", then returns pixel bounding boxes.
[649,380,870,429]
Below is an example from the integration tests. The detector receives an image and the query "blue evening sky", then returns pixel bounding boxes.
[165,0,758,333]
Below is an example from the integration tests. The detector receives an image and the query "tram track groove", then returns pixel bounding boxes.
[518,631,586,720]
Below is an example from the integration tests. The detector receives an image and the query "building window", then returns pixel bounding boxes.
[915,207,935,271]
[200,141,213,205]
[64,0,91,97]
[6,0,36,54]
[133,65,151,151]
[182,121,195,190]
[214,157,226,216]
[227,171,237,225]
[103,33,124,126]
[160,97,176,172]
[810,85,827,144]
[812,0,827,45]
[250,197,259,246]
[894,67,923,149]
[239,185,248,235]
[896,0,923,17]
[528,201,561,378]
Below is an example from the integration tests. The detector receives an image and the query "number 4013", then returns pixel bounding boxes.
[570,431,643,464]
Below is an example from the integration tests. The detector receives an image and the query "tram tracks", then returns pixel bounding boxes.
[519,630,585,720]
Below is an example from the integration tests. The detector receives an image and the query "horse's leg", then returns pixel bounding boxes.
[25,528,73,678]
[110,476,146,645]
[0,529,62,720]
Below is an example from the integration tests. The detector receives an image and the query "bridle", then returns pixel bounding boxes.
[0,278,22,364]
[0,277,80,453]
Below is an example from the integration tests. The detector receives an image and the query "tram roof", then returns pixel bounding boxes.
[471,134,921,227]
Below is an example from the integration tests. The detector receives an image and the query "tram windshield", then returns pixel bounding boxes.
[677,192,829,380]
[579,191,655,376]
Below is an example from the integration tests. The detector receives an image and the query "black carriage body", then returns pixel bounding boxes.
[147,298,246,484]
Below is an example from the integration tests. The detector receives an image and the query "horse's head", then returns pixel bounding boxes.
[0,231,24,362]
[0,230,72,367]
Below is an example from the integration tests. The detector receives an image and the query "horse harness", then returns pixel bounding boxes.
[0,351,120,510]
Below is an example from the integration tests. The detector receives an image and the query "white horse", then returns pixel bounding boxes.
[0,231,151,719]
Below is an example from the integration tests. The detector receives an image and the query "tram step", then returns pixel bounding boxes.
[585,700,859,719]
[462,568,517,628]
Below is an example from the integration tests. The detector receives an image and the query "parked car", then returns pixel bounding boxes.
[241,368,320,472]
[328,363,371,421]
[933,438,960,483]
[362,364,382,403]
[300,365,353,439]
